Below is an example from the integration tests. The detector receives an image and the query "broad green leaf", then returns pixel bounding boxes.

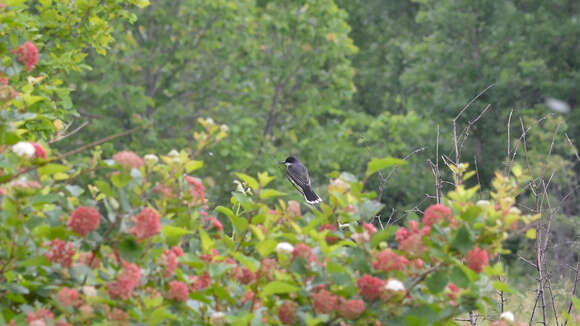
[425,269,449,294]
[94,180,114,197]
[359,200,384,221]
[200,229,214,252]
[119,238,143,262]
[460,206,482,222]
[235,172,259,190]
[258,171,275,187]
[365,157,407,177]
[232,252,259,272]
[18,255,50,268]
[217,206,248,233]
[185,160,204,172]
[573,297,580,313]
[260,189,286,199]
[229,312,253,326]
[162,225,191,246]
[111,172,131,188]
[38,164,70,177]
[260,281,299,298]
[256,239,277,257]
[450,226,474,254]
[449,266,469,288]
[492,281,517,294]
[148,307,177,326]
[370,225,398,248]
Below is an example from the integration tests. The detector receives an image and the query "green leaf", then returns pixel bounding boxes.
[370,225,398,248]
[229,312,253,326]
[200,229,214,252]
[425,269,448,294]
[260,189,286,199]
[260,281,299,298]
[449,266,470,288]
[460,206,482,222]
[492,281,517,294]
[119,238,143,262]
[95,180,114,197]
[38,164,70,177]
[235,172,259,190]
[359,200,385,221]
[258,171,275,187]
[162,225,191,246]
[232,252,259,273]
[256,239,277,257]
[217,205,248,232]
[365,157,407,177]
[185,160,204,172]
[111,172,131,188]
[572,297,580,313]
[18,255,50,268]
[526,229,536,239]
[148,307,177,326]
[450,226,474,254]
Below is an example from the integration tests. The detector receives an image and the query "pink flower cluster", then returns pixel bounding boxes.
[356,274,385,301]
[46,240,75,268]
[278,301,297,324]
[232,266,256,285]
[67,206,100,236]
[129,207,161,241]
[466,247,489,273]
[57,287,80,307]
[189,273,211,291]
[107,261,141,300]
[12,42,38,72]
[395,220,430,256]
[422,204,453,226]
[337,298,366,319]
[26,308,53,325]
[113,151,144,169]
[373,248,409,272]
[31,142,47,159]
[292,243,317,263]
[312,289,338,314]
[186,176,206,205]
[161,246,184,278]
[167,280,189,302]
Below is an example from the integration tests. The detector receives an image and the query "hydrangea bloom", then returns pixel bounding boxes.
[30,142,47,159]
[373,249,409,272]
[396,220,429,256]
[113,151,144,169]
[232,266,256,285]
[276,242,294,255]
[357,274,386,301]
[466,247,489,273]
[311,289,338,314]
[56,287,80,307]
[189,273,211,291]
[422,204,453,226]
[129,207,161,241]
[46,240,75,268]
[167,280,189,302]
[12,42,38,72]
[500,312,515,322]
[67,206,100,236]
[107,261,141,300]
[385,279,405,292]
[337,298,366,320]
[160,248,179,278]
[278,301,297,324]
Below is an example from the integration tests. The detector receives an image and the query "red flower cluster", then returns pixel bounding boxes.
[373,249,409,272]
[12,42,38,72]
[395,220,429,256]
[319,223,339,244]
[311,289,338,314]
[422,204,453,226]
[57,287,81,307]
[447,283,461,306]
[363,223,377,234]
[161,246,184,278]
[337,298,366,319]
[46,240,75,268]
[129,207,161,241]
[278,301,298,324]
[107,261,141,300]
[30,142,47,159]
[259,258,277,281]
[189,273,211,291]
[232,266,256,285]
[113,151,144,169]
[27,308,54,324]
[68,206,100,236]
[357,274,386,301]
[167,280,189,302]
[292,243,317,263]
[77,252,101,269]
[466,247,489,273]
[186,176,206,205]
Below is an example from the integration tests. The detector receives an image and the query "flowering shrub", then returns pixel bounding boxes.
[0,129,557,326]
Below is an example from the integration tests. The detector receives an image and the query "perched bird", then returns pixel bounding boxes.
[281,156,322,204]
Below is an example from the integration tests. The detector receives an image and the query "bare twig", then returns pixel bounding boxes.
[49,120,89,144]
[562,256,580,326]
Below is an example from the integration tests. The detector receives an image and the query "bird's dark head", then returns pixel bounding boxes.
[281,156,299,165]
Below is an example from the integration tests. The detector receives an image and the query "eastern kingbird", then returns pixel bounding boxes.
[281,156,322,205]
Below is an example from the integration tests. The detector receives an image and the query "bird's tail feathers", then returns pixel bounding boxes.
[303,186,323,205]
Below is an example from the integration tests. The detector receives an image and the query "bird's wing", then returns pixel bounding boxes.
[287,163,310,188]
